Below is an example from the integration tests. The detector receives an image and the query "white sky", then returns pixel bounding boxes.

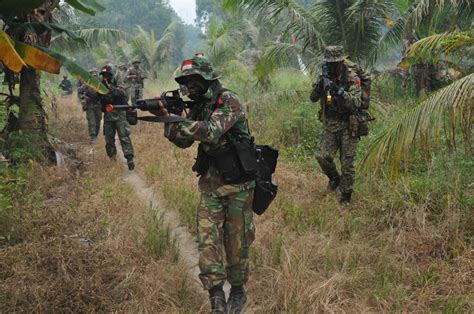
[168,0,197,25]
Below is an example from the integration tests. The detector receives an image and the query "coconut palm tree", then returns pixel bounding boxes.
[363,31,474,177]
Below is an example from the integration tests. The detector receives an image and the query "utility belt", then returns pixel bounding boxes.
[192,139,257,184]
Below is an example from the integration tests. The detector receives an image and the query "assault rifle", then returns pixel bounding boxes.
[320,64,345,104]
[104,90,195,124]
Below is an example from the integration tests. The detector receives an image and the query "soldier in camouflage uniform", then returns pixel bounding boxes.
[158,55,255,314]
[116,64,130,99]
[98,65,135,170]
[310,46,364,206]
[78,70,102,143]
[126,60,146,104]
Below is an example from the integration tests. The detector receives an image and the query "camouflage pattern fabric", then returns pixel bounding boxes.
[164,79,255,291]
[197,189,255,290]
[126,66,145,104]
[99,86,134,158]
[79,84,102,137]
[86,106,102,137]
[175,54,221,84]
[324,45,346,62]
[115,68,130,99]
[311,60,362,194]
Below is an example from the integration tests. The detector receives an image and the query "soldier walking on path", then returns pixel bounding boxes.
[78,70,102,143]
[310,45,369,206]
[98,65,135,170]
[154,54,256,314]
[126,60,146,104]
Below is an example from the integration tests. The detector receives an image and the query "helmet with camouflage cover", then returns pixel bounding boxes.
[324,45,346,62]
[175,54,221,84]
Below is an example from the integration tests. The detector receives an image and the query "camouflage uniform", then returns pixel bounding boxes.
[164,56,255,294]
[127,61,145,104]
[310,46,362,202]
[79,83,102,140]
[98,66,134,161]
[116,65,130,99]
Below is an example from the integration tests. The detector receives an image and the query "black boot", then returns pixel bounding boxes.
[339,191,352,206]
[125,155,135,171]
[209,285,226,314]
[227,285,247,314]
[327,176,340,192]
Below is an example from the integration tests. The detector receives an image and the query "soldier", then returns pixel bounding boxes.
[126,60,146,104]
[155,55,256,313]
[98,65,135,170]
[59,75,73,95]
[78,70,102,143]
[310,46,364,206]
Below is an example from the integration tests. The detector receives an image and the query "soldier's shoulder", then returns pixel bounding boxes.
[219,89,239,101]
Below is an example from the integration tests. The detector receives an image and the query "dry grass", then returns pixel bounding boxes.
[126,82,474,313]
[0,94,205,312]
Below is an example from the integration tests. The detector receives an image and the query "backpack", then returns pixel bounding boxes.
[346,60,371,110]
[345,60,374,136]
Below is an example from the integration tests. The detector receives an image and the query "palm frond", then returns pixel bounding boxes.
[400,31,474,66]
[363,73,474,177]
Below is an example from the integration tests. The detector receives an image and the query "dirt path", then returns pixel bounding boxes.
[123,167,201,281]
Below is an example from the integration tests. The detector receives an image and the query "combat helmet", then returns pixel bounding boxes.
[324,45,347,62]
[175,54,221,84]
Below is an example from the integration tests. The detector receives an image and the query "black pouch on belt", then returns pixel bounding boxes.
[234,141,257,179]
[208,145,244,183]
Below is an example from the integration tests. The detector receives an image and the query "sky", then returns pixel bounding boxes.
[168,0,197,25]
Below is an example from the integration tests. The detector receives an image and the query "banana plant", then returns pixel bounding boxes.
[0,0,108,159]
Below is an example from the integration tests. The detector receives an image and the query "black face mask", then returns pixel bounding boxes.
[185,77,211,100]
[327,62,343,76]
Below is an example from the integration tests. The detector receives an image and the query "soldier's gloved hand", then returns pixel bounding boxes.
[150,99,169,117]
[329,82,339,95]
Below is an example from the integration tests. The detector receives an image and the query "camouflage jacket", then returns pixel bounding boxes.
[78,85,100,109]
[126,67,145,87]
[165,82,255,196]
[98,86,128,122]
[310,60,362,132]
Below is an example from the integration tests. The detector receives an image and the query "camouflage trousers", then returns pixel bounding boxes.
[130,87,143,105]
[316,126,358,193]
[197,189,255,290]
[85,105,102,137]
[103,119,134,158]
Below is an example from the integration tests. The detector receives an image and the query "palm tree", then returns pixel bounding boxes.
[363,31,474,177]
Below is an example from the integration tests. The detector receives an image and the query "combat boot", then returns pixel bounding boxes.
[209,285,226,314]
[126,155,135,171]
[227,285,247,314]
[339,192,352,207]
[327,176,340,192]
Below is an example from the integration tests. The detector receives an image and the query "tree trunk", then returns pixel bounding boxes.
[17,67,54,161]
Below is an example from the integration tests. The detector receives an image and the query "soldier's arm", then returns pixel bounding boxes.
[310,75,323,102]
[168,91,242,143]
[164,123,195,148]
[340,75,362,111]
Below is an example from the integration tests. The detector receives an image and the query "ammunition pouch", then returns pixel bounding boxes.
[126,109,138,125]
[349,110,373,137]
[192,144,210,176]
[207,140,257,184]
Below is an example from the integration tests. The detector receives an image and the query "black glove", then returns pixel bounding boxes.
[329,83,345,98]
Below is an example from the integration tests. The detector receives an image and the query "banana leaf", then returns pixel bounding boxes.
[65,0,99,16]
[39,47,108,94]
[76,0,106,12]
[14,41,62,74]
[10,22,86,44]
[0,30,27,72]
